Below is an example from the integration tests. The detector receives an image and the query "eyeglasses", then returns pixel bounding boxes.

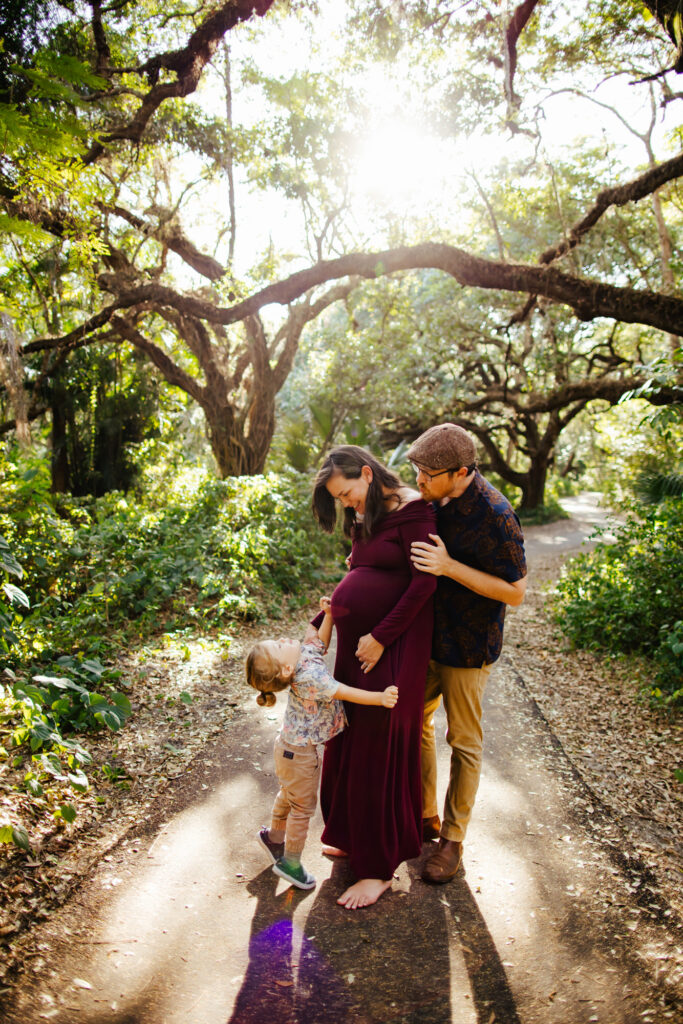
[410,462,458,482]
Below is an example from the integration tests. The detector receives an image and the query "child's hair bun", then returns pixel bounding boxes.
[256,691,276,708]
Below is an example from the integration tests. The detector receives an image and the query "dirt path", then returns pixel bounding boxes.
[1,496,681,1023]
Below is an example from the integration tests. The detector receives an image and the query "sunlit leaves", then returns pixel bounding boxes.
[554,496,683,705]
[0,466,338,664]
[2,583,30,609]
[25,53,108,97]
[0,535,24,577]
[0,823,31,850]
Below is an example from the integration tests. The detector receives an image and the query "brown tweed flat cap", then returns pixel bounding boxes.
[407,423,477,471]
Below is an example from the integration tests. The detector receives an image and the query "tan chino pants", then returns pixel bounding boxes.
[421,659,492,843]
[271,737,322,855]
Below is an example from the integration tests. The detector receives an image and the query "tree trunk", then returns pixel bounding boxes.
[517,456,549,510]
[50,391,70,493]
[204,400,275,477]
[207,421,270,477]
[466,410,560,511]
[222,42,236,270]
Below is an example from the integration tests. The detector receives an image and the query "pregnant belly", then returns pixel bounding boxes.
[331,566,409,636]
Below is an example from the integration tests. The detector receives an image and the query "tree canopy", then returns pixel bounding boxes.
[0,0,681,503]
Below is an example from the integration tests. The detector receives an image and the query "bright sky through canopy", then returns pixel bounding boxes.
[351,118,452,208]
[181,0,679,282]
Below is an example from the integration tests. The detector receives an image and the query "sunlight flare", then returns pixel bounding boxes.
[351,117,451,210]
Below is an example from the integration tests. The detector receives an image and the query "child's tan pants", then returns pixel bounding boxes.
[270,737,322,855]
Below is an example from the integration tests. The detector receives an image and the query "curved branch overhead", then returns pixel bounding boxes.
[110,316,208,405]
[504,0,541,111]
[84,0,275,163]
[20,146,683,363]
[104,204,226,280]
[540,150,683,266]
[507,149,683,327]
[24,241,683,356]
[460,376,683,416]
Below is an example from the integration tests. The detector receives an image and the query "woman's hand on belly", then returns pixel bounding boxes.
[356,633,385,673]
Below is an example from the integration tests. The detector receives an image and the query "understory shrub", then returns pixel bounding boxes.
[1,535,132,848]
[553,497,683,708]
[516,497,570,526]
[0,465,338,663]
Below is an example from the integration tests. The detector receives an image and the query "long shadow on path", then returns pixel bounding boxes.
[228,853,521,1024]
[227,870,316,1024]
[446,875,522,1024]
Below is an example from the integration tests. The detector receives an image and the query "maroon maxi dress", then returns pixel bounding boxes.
[320,499,436,881]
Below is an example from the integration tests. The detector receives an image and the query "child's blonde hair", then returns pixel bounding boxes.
[245,641,291,707]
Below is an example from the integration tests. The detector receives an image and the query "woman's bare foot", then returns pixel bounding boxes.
[337,878,392,909]
[322,845,348,858]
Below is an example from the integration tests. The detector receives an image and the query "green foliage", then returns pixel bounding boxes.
[0,0,58,99]
[0,42,109,273]
[11,658,131,747]
[0,463,338,662]
[282,417,314,472]
[635,470,683,504]
[1,532,131,847]
[589,394,683,504]
[1,531,131,744]
[554,497,683,708]
[49,345,162,496]
[241,64,357,251]
[1,532,29,655]
[652,620,683,707]
[0,823,30,851]
[618,349,683,445]
[516,498,570,526]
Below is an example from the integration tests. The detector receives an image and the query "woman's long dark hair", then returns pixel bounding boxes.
[312,445,402,539]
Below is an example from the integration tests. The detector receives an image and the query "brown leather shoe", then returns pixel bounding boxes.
[422,815,441,842]
[421,838,462,883]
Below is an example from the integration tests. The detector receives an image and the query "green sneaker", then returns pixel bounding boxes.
[272,857,316,890]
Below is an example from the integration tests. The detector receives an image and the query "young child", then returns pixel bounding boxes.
[245,598,398,890]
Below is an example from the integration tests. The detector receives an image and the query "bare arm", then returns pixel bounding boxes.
[318,610,333,648]
[411,534,527,607]
[333,683,398,708]
[305,598,334,646]
[303,622,319,643]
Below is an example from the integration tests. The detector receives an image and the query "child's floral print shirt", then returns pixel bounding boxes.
[279,637,347,746]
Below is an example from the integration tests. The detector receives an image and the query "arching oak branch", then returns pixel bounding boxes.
[84,0,275,163]
[539,150,683,265]
[25,243,683,357]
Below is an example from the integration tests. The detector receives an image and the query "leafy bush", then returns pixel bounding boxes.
[0,464,338,663]
[554,497,683,708]
[653,620,683,707]
[635,470,683,504]
[1,533,131,849]
[517,497,570,526]
[10,657,131,747]
[1,533,29,655]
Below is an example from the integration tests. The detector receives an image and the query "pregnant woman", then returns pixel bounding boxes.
[312,445,435,909]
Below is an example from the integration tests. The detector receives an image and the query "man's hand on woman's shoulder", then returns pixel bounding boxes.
[410,534,450,576]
